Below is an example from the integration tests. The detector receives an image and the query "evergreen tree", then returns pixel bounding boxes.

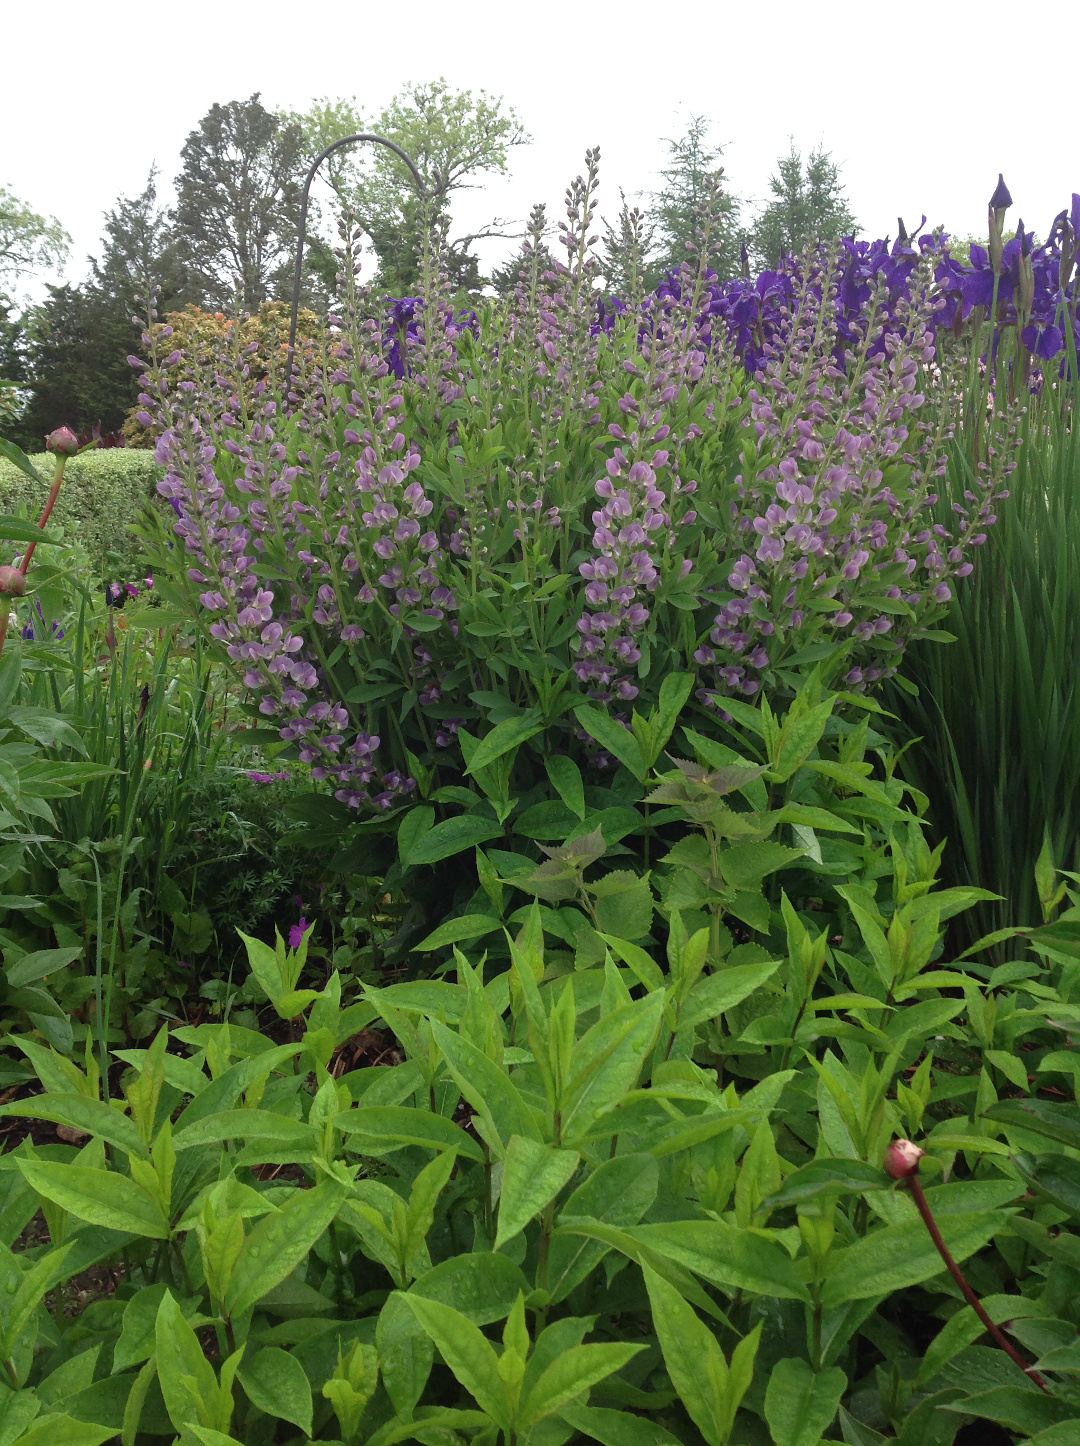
[92,166,188,314]
[174,95,306,309]
[17,283,135,445]
[650,116,741,282]
[16,172,183,446]
[751,142,857,268]
[601,192,654,307]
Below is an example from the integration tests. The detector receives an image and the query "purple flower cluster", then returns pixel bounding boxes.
[136,166,1046,808]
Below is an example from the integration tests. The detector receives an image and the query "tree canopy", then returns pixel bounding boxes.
[286,80,528,294]
[174,94,306,309]
[650,116,741,283]
[750,141,856,267]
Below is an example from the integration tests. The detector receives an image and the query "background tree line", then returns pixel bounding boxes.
[0,87,855,448]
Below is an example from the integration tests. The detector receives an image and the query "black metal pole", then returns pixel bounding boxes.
[284,133,430,393]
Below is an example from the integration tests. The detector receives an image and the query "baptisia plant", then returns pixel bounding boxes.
[137,157,1010,814]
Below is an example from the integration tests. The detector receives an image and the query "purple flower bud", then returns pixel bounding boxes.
[989,174,1012,211]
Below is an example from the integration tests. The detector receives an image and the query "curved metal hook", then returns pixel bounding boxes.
[285,133,430,389]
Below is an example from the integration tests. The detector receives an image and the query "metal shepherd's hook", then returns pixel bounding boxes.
[284,133,431,393]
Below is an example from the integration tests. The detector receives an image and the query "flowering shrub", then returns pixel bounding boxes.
[139,165,1030,814]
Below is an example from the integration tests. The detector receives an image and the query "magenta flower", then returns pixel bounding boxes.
[288,918,308,949]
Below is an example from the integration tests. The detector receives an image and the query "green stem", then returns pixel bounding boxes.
[534,1198,557,1333]
[810,1284,823,1371]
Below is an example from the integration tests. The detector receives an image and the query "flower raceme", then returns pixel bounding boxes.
[139,170,1020,811]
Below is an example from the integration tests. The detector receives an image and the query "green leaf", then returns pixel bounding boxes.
[495,1135,580,1250]
[224,1179,345,1315]
[4,707,84,751]
[430,1019,541,1156]
[1024,1424,1080,1445]
[377,1291,433,1419]
[836,1404,887,1445]
[647,674,695,768]
[466,710,544,775]
[18,1419,115,1446]
[155,1288,218,1432]
[771,698,834,781]
[4,947,83,987]
[408,815,504,865]
[0,443,44,485]
[939,1386,1075,1435]
[574,706,646,781]
[405,1149,457,1259]
[414,914,501,951]
[983,1098,1080,1149]
[630,1220,810,1301]
[0,520,61,546]
[238,1347,313,1437]
[599,934,665,992]
[398,806,435,867]
[549,1153,658,1304]
[557,1402,681,1446]
[337,1104,485,1163]
[561,990,666,1145]
[171,1109,315,1152]
[591,871,654,940]
[1012,1152,1080,1221]
[17,1160,169,1238]
[366,1409,490,1446]
[822,1211,1005,1307]
[545,754,586,820]
[764,1357,845,1446]
[679,960,781,1031]
[763,1158,886,1208]
[0,1093,144,1156]
[405,1295,509,1428]
[519,1342,646,1428]
[641,1264,732,1446]
[0,1241,73,1355]
[410,1252,530,1324]
[114,1284,173,1372]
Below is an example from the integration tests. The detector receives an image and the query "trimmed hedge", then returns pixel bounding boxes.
[0,447,163,571]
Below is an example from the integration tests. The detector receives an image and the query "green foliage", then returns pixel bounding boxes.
[0,448,162,571]
[0,667,1077,1445]
[887,366,1080,950]
[750,141,857,267]
[0,189,69,288]
[285,80,527,293]
[173,94,306,310]
[649,115,742,283]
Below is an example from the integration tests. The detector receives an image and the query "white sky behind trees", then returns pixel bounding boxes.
[5,0,1079,297]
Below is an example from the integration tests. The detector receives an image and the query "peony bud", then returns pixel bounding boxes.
[44,426,79,455]
[0,566,27,597]
[884,1138,925,1180]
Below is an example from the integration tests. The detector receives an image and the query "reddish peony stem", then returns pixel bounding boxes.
[18,459,67,576]
[891,1148,1051,1393]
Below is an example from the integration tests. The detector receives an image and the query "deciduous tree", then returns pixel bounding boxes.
[287,81,528,294]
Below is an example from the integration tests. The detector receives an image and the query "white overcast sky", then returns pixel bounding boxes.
[5,0,1079,296]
